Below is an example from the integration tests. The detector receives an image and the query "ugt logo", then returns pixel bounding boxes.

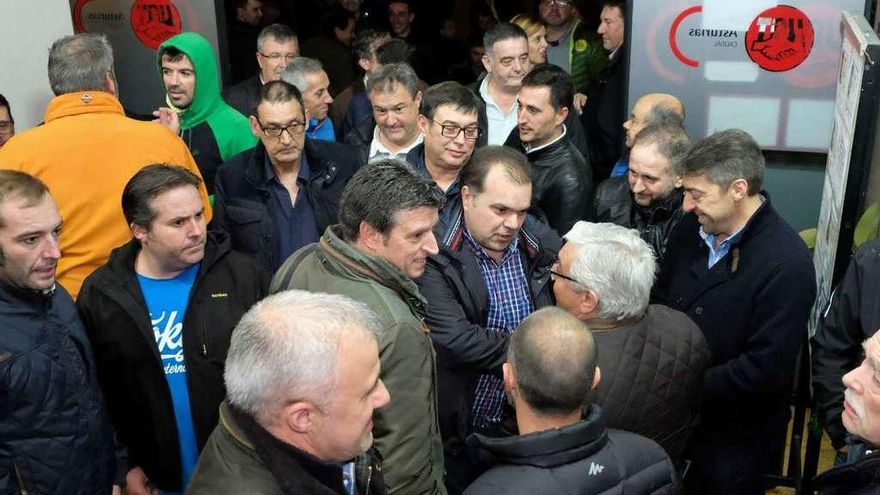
[745,5,814,72]
[131,0,182,50]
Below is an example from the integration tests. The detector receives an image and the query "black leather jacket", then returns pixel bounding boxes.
[507,130,594,235]
[594,176,684,263]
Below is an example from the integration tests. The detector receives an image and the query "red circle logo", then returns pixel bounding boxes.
[745,5,814,72]
[130,0,182,50]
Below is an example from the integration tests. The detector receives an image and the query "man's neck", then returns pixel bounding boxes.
[545,20,573,43]
[135,251,186,280]
[714,194,764,245]
[424,155,461,192]
[272,156,302,178]
[515,400,581,435]
[487,77,519,113]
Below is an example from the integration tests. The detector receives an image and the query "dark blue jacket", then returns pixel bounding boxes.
[212,139,361,273]
[654,198,816,444]
[415,209,561,456]
[0,283,120,494]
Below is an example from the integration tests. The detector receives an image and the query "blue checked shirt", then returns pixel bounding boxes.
[463,229,534,429]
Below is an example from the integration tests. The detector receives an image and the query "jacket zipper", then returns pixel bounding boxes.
[200,322,208,358]
[365,465,372,495]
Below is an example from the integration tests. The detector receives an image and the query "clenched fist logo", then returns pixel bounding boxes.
[745,5,814,72]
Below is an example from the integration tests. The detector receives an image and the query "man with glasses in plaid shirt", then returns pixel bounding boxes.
[211,80,359,273]
[416,145,561,494]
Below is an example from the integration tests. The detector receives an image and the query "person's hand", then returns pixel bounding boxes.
[124,467,159,495]
[573,93,587,115]
[152,107,180,135]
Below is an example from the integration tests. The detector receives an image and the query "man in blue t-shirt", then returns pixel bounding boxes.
[78,164,269,494]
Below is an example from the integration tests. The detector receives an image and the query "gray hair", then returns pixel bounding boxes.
[338,158,445,242]
[645,104,685,128]
[509,307,598,414]
[257,23,298,52]
[366,63,419,98]
[48,33,114,96]
[225,290,384,426]
[681,128,764,195]
[281,57,324,94]
[632,124,691,176]
[563,222,656,320]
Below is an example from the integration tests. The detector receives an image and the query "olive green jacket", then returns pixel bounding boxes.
[270,226,447,495]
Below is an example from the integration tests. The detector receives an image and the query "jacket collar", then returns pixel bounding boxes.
[318,225,427,313]
[633,187,683,223]
[442,207,542,261]
[244,140,338,190]
[45,91,124,122]
[0,281,55,313]
[468,405,608,468]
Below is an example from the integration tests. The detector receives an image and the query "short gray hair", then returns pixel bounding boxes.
[681,128,765,195]
[281,57,323,94]
[563,222,656,320]
[225,290,384,425]
[257,23,298,52]
[366,63,419,98]
[48,33,114,96]
[632,124,691,176]
[645,104,685,128]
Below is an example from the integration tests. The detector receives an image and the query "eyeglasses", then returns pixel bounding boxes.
[0,120,13,134]
[540,0,572,7]
[258,52,298,61]
[257,119,305,138]
[549,269,579,284]
[431,119,481,140]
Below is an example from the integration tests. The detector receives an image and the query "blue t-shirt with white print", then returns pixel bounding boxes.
[137,263,201,494]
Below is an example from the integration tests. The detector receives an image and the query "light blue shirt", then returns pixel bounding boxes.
[479,76,519,146]
[700,227,745,269]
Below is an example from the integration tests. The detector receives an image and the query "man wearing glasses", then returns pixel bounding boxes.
[0,94,14,148]
[539,0,607,93]
[223,24,299,118]
[405,81,484,231]
[416,146,561,494]
[211,80,359,273]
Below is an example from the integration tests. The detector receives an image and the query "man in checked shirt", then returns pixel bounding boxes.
[416,145,561,494]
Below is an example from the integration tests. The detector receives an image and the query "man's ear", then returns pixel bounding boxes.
[592,367,601,390]
[104,72,118,96]
[580,289,599,318]
[730,178,749,201]
[131,222,148,243]
[502,362,517,394]
[358,221,384,252]
[481,54,493,74]
[358,57,372,73]
[461,185,475,212]
[249,115,262,138]
[283,401,318,433]
[556,107,569,128]
[413,90,423,109]
[417,114,429,135]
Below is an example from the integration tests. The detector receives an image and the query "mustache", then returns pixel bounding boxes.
[846,388,865,420]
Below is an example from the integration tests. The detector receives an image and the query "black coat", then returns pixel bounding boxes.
[594,176,685,263]
[463,406,678,495]
[581,48,627,181]
[222,74,261,118]
[654,198,816,445]
[77,233,269,491]
[343,113,375,165]
[813,449,880,495]
[506,131,594,235]
[212,139,360,273]
[415,211,561,456]
[812,238,880,448]
[0,283,120,494]
[593,304,710,466]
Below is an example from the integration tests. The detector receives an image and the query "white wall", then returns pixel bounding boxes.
[0,1,74,131]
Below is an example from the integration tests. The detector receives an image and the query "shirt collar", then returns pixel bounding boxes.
[263,150,310,185]
[525,125,567,154]
[368,126,424,160]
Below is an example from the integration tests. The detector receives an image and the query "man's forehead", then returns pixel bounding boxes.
[264,38,297,52]
[0,195,59,233]
[161,53,193,69]
[601,6,623,20]
[630,144,670,170]
[306,71,329,89]
[370,82,414,103]
[434,104,477,124]
[389,2,410,14]
[519,85,552,106]
[258,100,303,121]
[491,38,528,56]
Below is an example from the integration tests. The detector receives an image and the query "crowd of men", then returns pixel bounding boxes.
[0,0,877,494]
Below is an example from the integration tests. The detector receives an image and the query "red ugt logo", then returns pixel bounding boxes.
[745,5,814,72]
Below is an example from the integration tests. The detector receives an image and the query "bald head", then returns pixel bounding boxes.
[507,307,598,415]
[623,93,685,148]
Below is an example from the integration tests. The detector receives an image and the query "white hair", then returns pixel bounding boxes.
[224,290,383,425]
[562,222,657,320]
[281,57,323,94]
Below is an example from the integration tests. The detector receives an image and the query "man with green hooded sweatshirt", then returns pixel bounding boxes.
[156,32,257,194]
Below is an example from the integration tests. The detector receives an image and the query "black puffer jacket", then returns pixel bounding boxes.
[592,304,710,466]
[594,176,685,263]
[77,233,269,492]
[812,238,880,449]
[0,283,119,494]
[463,406,677,495]
[507,131,594,234]
[212,139,360,273]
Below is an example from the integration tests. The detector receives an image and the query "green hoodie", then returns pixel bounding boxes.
[158,32,256,162]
